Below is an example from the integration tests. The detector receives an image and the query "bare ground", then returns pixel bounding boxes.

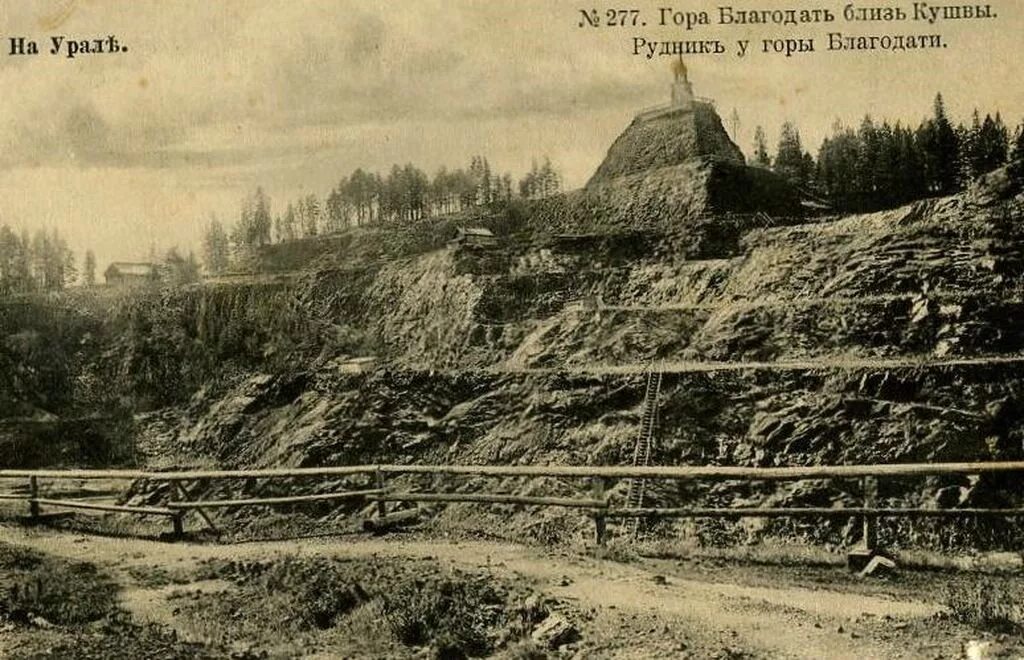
[3,523,1021,658]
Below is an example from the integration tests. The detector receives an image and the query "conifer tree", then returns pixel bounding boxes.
[918,93,960,194]
[752,126,771,168]
[773,121,807,187]
[83,250,96,287]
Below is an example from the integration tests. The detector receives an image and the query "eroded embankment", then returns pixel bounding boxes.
[13,184,1021,396]
[133,357,1023,550]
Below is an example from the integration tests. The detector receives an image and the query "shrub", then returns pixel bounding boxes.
[0,543,118,625]
[248,556,369,630]
[505,639,549,660]
[383,575,508,656]
[943,578,1022,633]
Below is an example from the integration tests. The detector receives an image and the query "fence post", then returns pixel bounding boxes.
[375,468,388,519]
[168,481,184,540]
[28,476,39,520]
[592,476,608,546]
[862,476,878,552]
[175,481,218,534]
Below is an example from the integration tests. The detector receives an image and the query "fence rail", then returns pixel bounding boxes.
[3,461,1024,549]
[164,488,386,510]
[5,460,1024,482]
[29,498,176,517]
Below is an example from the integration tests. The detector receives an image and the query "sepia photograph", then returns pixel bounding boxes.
[1,1,1023,657]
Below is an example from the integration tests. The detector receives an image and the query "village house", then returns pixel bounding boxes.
[449,227,498,250]
[104,262,161,287]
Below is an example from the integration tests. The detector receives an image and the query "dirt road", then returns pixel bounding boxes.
[0,523,990,658]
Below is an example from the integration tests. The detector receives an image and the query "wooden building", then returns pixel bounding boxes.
[104,262,160,287]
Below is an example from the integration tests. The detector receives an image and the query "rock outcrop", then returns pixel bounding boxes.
[588,103,745,187]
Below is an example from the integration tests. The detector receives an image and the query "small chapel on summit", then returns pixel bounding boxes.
[670,57,695,109]
[586,59,746,187]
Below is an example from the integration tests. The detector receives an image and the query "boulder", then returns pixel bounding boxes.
[531,615,580,650]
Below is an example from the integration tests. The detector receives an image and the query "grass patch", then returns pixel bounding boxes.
[188,554,545,657]
[0,542,118,625]
[0,541,228,659]
[942,578,1023,634]
[11,618,225,660]
[591,537,640,563]
[636,536,843,567]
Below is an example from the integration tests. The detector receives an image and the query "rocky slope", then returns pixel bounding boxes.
[9,173,1023,544]
[110,177,1023,549]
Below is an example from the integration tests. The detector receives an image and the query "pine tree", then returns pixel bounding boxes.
[539,158,561,197]
[164,247,200,285]
[500,173,514,201]
[27,229,74,291]
[326,187,347,231]
[1008,121,1024,180]
[519,159,540,199]
[234,195,253,251]
[62,245,77,288]
[773,121,807,187]
[1011,121,1024,162]
[752,126,771,168]
[281,203,297,240]
[481,159,493,205]
[855,116,880,201]
[251,187,272,246]
[202,217,230,276]
[83,250,96,287]
[800,152,816,191]
[16,229,32,292]
[962,109,983,181]
[817,124,860,209]
[0,226,18,295]
[895,123,927,205]
[918,93,960,194]
[975,113,1009,176]
[302,194,321,236]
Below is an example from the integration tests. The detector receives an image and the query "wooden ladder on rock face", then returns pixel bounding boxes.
[626,368,663,540]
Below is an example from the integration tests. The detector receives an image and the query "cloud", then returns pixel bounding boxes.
[0,1,666,171]
[1,0,1019,178]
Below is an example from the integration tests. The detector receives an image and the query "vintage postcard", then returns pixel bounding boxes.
[1,1,1023,658]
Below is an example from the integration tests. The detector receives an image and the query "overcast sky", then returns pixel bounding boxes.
[0,0,1021,271]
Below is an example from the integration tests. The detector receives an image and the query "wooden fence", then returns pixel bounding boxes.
[3,461,1024,549]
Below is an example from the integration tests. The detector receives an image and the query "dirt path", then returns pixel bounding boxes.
[0,524,966,659]
[588,291,1024,314]
[498,354,1024,375]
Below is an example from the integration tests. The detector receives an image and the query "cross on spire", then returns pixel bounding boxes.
[671,55,688,82]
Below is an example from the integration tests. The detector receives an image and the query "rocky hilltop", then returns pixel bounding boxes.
[588,102,746,186]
